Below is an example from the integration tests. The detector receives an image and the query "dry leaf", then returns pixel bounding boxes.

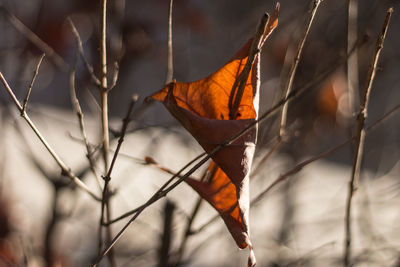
[148,5,279,266]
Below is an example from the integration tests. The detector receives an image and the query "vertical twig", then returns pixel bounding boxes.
[175,196,203,266]
[347,0,360,116]
[67,18,102,87]
[165,0,174,84]
[104,95,138,181]
[97,0,114,266]
[99,95,136,265]
[70,51,103,191]
[22,53,45,114]
[279,0,322,136]
[158,200,175,267]
[344,8,393,267]
[100,0,110,173]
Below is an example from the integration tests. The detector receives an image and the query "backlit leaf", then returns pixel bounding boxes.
[148,5,279,266]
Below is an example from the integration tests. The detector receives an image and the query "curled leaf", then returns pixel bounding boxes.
[148,4,279,266]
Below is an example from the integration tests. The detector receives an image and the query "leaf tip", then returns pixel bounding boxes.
[275,2,280,11]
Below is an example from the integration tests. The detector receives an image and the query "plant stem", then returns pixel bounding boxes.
[344,8,393,267]
[166,0,174,84]
[279,0,322,136]
[98,0,115,266]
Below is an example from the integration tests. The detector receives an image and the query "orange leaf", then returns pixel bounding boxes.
[149,5,279,267]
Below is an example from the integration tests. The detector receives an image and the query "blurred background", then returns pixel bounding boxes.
[0,0,399,266]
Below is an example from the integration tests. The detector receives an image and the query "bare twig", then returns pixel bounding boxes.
[280,0,323,136]
[104,95,138,181]
[175,196,203,265]
[344,7,393,267]
[99,95,137,229]
[0,72,100,201]
[158,200,175,267]
[67,17,102,87]
[97,0,115,265]
[99,95,137,265]
[165,0,174,84]
[347,0,360,116]
[22,53,45,114]
[70,51,103,191]
[1,7,68,71]
[100,0,110,172]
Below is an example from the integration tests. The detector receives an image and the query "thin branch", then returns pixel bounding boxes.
[100,0,110,173]
[0,72,101,201]
[104,95,138,180]
[69,51,103,191]
[279,0,323,136]
[99,95,137,266]
[67,17,101,87]
[347,0,360,116]
[158,200,175,267]
[344,7,393,267]
[165,0,174,84]
[97,0,114,266]
[22,53,45,114]
[1,7,68,71]
[175,196,203,265]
